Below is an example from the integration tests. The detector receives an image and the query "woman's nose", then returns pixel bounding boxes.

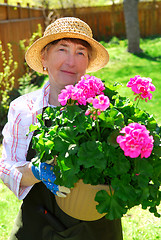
[67,54,75,67]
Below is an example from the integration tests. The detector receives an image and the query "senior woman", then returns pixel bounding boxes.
[0,17,123,239]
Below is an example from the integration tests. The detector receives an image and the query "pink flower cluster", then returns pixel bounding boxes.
[58,75,105,106]
[85,95,110,120]
[117,123,154,158]
[127,75,155,102]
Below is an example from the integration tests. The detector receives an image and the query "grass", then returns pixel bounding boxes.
[0,140,21,240]
[122,205,161,239]
[0,36,161,239]
[0,180,21,240]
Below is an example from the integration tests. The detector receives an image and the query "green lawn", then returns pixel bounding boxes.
[122,205,161,239]
[0,180,21,240]
[0,36,161,239]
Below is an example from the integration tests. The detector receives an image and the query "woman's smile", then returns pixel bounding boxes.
[61,69,76,75]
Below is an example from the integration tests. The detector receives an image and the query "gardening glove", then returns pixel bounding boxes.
[31,162,70,197]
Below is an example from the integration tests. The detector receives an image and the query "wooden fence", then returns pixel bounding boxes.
[0,1,45,87]
[0,0,161,87]
[60,1,161,39]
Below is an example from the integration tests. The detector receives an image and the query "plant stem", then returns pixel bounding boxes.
[56,157,64,175]
[134,158,139,174]
[96,119,101,141]
[85,130,91,139]
[135,96,141,108]
[109,184,113,196]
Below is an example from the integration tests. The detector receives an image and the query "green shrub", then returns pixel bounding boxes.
[19,24,43,73]
[0,41,18,141]
[10,23,47,99]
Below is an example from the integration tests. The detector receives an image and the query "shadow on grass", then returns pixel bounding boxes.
[133,52,161,62]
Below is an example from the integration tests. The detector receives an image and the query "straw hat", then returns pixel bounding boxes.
[25,17,109,73]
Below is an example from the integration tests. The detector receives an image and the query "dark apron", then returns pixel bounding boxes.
[10,109,123,240]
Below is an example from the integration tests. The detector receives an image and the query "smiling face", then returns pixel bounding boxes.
[42,39,89,92]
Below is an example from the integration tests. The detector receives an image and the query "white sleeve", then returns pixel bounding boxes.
[0,101,34,200]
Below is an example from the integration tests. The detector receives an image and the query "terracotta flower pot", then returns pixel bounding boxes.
[55,179,112,221]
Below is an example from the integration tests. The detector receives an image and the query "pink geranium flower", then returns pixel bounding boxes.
[58,85,76,106]
[127,75,155,102]
[117,122,154,158]
[92,95,110,111]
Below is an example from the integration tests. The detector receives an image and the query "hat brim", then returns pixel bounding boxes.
[25,32,109,74]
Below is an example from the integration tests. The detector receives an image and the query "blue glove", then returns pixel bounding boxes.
[31,162,70,197]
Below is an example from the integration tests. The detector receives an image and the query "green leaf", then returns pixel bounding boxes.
[107,130,119,147]
[137,174,149,188]
[80,168,105,185]
[36,114,45,127]
[78,141,106,169]
[153,162,161,179]
[40,150,45,161]
[58,127,76,143]
[29,124,39,133]
[149,206,161,217]
[99,112,114,128]
[99,108,124,129]
[112,156,130,175]
[54,136,69,154]
[132,108,150,125]
[111,177,137,202]
[62,105,83,122]
[45,139,54,149]
[95,190,127,220]
[103,85,118,101]
[71,111,92,135]
[153,146,161,157]
[61,169,79,188]
[48,125,58,136]
[53,165,64,186]
[137,159,153,176]
[140,187,150,201]
[64,154,80,172]
[31,155,40,166]
[44,106,59,121]
[147,116,157,130]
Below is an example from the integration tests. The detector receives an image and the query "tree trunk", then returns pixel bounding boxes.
[123,0,142,53]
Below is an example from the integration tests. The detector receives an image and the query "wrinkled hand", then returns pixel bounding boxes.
[31,162,70,197]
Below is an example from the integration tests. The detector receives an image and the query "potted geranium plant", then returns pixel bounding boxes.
[30,74,161,221]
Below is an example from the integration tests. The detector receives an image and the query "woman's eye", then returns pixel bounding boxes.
[59,48,65,51]
[78,52,84,56]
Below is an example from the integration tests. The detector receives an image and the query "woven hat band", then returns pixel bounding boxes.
[44,17,93,39]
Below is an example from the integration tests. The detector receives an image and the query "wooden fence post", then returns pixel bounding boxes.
[111,2,116,36]
[73,4,76,16]
[27,3,31,18]
[96,13,100,41]
[152,0,156,35]
[4,0,9,20]
[17,2,22,19]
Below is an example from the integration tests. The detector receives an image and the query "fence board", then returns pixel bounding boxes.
[0,1,161,88]
[0,5,7,20]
